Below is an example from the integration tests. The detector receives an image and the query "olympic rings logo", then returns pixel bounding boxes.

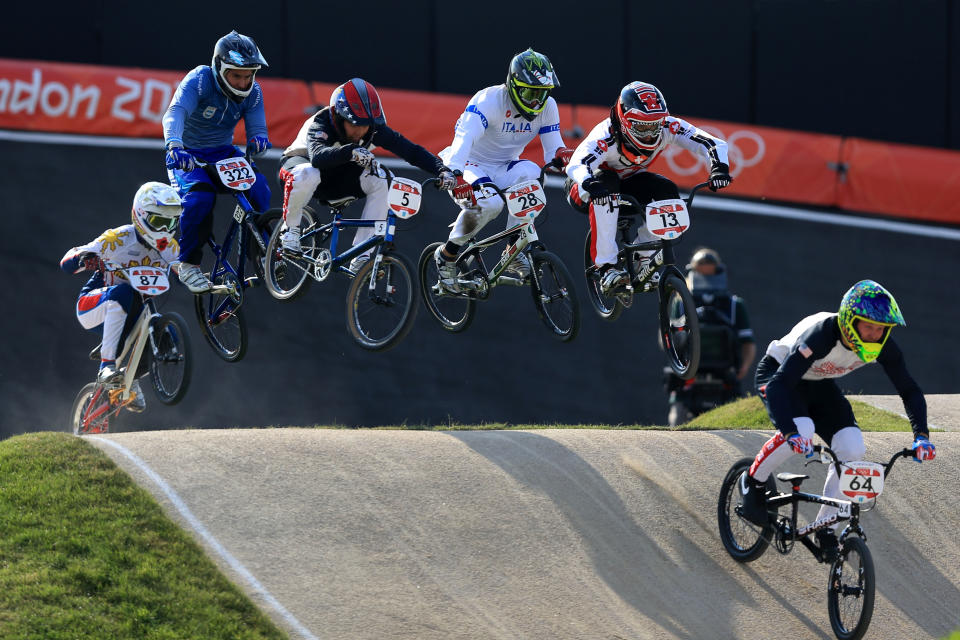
[662,127,765,178]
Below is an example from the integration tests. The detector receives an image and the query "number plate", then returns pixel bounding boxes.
[839,461,885,502]
[506,180,546,219]
[125,265,169,295]
[215,157,256,191]
[645,198,690,239]
[387,177,422,219]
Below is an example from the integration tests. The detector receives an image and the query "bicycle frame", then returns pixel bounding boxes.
[455,215,539,292]
[299,203,398,277]
[766,445,914,557]
[593,182,711,296]
[79,294,160,426]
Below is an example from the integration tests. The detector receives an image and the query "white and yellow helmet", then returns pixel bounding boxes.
[132,182,182,252]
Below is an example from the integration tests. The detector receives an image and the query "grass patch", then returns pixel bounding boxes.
[0,432,287,640]
[683,395,913,431]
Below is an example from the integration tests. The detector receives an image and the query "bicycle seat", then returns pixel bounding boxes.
[319,196,357,210]
[776,472,809,485]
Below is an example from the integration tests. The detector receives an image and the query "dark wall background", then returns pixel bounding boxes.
[2,139,958,439]
[1,0,957,149]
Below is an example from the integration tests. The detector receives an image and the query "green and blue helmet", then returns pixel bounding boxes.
[837,280,905,362]
[506,48,559,121]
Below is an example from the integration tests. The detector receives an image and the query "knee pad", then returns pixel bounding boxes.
[830,427,866,462]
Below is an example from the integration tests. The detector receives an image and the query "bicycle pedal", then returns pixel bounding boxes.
[244,276,260,287]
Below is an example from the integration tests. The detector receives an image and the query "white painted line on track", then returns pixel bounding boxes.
[4,128,958,241]
[89,436,318,640]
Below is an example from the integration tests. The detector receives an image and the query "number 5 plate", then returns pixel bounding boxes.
[387,177,422,219]
[215,157,256,191]
[125,265,169,295]
[839,461,884,502]
[645,198,690,239]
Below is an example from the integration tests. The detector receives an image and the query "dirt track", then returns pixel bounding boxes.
[90,428,960,640]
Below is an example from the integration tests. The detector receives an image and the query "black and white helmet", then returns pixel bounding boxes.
[211,30,268,102]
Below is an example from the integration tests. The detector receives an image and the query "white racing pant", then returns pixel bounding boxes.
[76,289,127,362]
[281,162,389,253]
[749,419,866,527]
[589,200,659,266]
[447,159,541,245]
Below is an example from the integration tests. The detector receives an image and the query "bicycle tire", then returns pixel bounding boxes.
[346,251,418,351]
[148,312,193,405]
[658,272,700,379]
[827,535,875,640]
[717,457,776,562]
[418,242,476,333]
[264,207,317,301]
[70,382,113,435]
[583,228,624,321]
[529,249,580,342]
[193,286,248,363]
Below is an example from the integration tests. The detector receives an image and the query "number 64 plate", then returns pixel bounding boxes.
[839,461,884,502]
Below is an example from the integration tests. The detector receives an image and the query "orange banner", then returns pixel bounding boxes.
[838,137,960,224]
[0,58,313,147]
[3,58,960,225]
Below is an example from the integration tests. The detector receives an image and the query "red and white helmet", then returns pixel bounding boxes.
[131,182,183,252]
[614,81,669,156]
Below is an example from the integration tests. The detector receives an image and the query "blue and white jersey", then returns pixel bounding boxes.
[162,66,268,150]
[440,85,563,173]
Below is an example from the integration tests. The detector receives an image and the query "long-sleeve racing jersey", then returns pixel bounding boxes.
[162,65,268,150]
[763,312,927,438]
[566,115,727,187]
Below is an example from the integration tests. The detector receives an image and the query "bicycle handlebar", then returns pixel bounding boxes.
[812,444,916,478]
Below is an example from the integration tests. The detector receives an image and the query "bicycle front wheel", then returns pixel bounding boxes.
[264,207,317,301]
[659,272,700,379]
[827,536,875,640]
[418,242,475,333]
[717,457,776,562]
[148,312,193,405]
[194,285,247,362]
[346,251,418,351]
[70,382,113,435]
[529,249,580,342]
[583,229,624,321]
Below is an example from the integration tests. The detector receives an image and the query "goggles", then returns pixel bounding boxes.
[627,119,662,142]
[145,213,178,232]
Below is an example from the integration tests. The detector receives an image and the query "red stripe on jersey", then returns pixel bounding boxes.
[77,292,104,312]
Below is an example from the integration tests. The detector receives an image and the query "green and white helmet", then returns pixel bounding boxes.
[506,48,559,121]
[837,280,905,362]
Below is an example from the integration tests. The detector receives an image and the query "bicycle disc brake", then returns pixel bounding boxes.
[312,248,332,281]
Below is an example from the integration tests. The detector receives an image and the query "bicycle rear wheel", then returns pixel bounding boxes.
[717,457,776,562]
[583,229,624,321]
[827,536,875,640]
[418,242,475,333]
[70,382,113,435]
[346,251,418,351]
[658,272,700,379]
[148,312,192,405]
[529,249,580,342]
[194,279,247,362]
[264,207,317,301]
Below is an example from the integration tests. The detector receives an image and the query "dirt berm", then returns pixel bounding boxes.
[91,430,960,640]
